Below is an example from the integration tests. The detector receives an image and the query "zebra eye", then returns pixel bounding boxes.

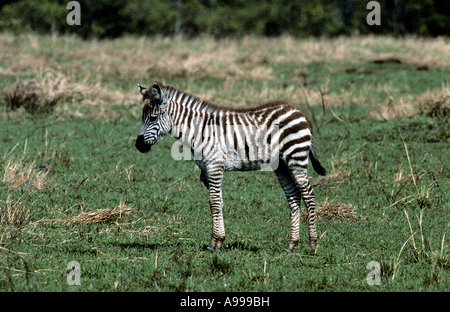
[149,115,158,122]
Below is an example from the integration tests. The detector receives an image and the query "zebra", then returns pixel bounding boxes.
[135,81,326,252]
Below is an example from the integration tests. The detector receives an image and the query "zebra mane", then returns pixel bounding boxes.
[160,83,291,114]
[161,84,218,113]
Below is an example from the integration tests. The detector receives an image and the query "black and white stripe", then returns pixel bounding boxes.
[136,82,326,252]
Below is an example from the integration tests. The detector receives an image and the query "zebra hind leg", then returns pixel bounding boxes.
[275,166,302,253]
[291,170,318,249]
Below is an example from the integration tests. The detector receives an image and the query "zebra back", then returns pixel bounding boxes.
[159,82,326,175]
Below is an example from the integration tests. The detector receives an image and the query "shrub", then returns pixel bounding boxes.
[3,71,69,113]
[416,88,450,118]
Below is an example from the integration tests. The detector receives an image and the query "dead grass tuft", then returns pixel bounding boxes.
[0,195,31,227]
[371,96,411,120]
[312,147,360,186]
[393,168,424,185]
[4,71,69,113]
[371,85,450,119]
[312,169,352,186]
[2,158,51,190]
[43,204,132,225]
[415,88,450,118]
[302,198,356,221]
[2,69,133,114]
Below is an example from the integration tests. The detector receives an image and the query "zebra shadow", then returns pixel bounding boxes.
[114,241,260,252]
[220,241,259,252]
[113,242,171,250]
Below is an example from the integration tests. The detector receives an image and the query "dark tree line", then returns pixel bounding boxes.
[0,0,448,39]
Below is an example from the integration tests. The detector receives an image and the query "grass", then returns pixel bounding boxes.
[0,32,449,292]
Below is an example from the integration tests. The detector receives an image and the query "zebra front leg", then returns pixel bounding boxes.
[207,188,225,250]
[206,168,226,251]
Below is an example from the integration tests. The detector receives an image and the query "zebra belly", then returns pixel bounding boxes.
[224,147,277,172]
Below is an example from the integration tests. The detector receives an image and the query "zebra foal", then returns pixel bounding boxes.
[135,81,326,252]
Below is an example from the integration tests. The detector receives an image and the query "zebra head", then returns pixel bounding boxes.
[135,82,172,153]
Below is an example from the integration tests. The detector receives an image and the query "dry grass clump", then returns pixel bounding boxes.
[4,71,69,113]
[2,158,51,190]
[312,169,352,186]
[415,88,450,118]
[46,204,132,225]
[371,96,410,120]
[2,69,133,114]
[0,195,31,228]
[302,198,356,221]
[393,168,424,185]
[316,202,356,221]
[312,148,360,186]
[371,85,450,119]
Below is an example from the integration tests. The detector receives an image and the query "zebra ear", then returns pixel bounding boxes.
[151,82,164,101]
[137,83,146,95]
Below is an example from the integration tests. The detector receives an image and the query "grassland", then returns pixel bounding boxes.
[0,32,449,292]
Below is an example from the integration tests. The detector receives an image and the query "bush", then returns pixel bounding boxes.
[416,88,450,118]
[0,0,66,34]
[3,73,67,114]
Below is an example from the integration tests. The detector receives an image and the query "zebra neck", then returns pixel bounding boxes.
[168,98,209,148]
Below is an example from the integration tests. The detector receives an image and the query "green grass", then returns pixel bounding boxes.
[0,33,449,292]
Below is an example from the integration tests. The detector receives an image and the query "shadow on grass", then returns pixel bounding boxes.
[222,241,259,252]
[114,241,260,252]
[113,241,173,250]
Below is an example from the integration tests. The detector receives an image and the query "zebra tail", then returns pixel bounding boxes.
[309,149,326,176]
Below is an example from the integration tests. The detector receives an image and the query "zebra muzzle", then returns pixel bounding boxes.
[135,135,151,153]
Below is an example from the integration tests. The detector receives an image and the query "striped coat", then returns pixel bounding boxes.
[136,82,326,252]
